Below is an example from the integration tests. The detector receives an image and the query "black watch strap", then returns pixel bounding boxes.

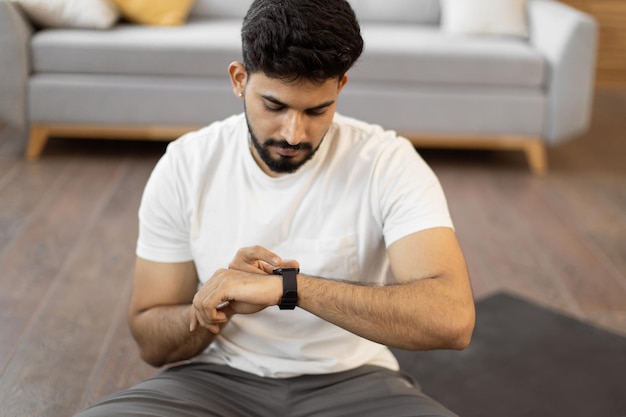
[274,268,299,310]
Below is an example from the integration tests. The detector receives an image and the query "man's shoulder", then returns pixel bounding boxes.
[155,113,246,181]
[330,113,415,156]
[331,113,383,138]
[328,114,435,183]
[168,113,246,155]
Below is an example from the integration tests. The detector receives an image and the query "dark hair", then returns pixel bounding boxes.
[241,0,363,83]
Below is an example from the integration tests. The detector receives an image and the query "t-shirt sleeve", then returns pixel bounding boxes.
[136,144,194,262]
[375,137,454,247]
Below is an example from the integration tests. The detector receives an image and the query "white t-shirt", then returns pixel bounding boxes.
[137,112,453,378]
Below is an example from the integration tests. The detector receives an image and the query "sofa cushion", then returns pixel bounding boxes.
[351,25,545,88]
[339,83,545,137]
[351,0,440,25]
[31,18,243,78]
[29,73,242,126]
[189,0,441,25]
[32,18,544,89]
[189,0,251,19]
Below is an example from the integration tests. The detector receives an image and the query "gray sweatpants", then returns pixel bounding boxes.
[75,363,458,417]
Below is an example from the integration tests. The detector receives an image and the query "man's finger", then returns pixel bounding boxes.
[229,246,281,272]
[279,259,300,269]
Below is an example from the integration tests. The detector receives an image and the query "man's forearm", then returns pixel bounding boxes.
[297,273,474,351]
[129,304,220,367]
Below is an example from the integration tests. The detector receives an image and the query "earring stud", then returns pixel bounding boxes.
[238,91,243,97]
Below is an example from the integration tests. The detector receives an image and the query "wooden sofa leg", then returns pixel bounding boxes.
[523,138,548,176]
[25,126,49,161]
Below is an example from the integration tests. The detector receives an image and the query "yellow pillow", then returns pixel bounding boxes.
[111,0,195,26]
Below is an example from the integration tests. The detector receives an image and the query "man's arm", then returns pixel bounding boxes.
[193,228,475,351]
[200,227,475,350]
[298,227,475,350]
[127,258,226,367]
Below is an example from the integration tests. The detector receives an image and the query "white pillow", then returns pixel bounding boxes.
[441,0,529,38]
[13,0,120,29]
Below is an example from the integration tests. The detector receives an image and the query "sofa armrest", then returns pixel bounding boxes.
[528,0,598,145]
[0,0,32,145]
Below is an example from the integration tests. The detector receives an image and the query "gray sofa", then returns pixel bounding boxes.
[0,0,597,173]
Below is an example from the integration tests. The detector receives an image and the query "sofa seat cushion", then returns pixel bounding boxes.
[31,18,243,78]
[352,24,545,88]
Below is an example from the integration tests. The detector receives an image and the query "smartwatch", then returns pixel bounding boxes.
[273,267,299,310]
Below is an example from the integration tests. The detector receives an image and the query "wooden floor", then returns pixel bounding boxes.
[1,90,625,417]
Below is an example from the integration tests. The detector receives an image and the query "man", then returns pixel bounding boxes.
[75,0,474,416]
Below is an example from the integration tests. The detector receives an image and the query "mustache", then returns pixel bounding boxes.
[265,139,312,151]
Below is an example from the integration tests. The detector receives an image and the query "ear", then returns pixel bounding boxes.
[228,61,248,98]
[337,74,349,94]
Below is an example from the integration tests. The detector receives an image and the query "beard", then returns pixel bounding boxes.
[244,107,324,175]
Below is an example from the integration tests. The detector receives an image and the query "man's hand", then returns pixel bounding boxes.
[228,246,299,274]
[189,246,299,333]
[189,268,280,333]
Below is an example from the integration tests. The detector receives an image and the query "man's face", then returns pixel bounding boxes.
[241,71,347,177]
